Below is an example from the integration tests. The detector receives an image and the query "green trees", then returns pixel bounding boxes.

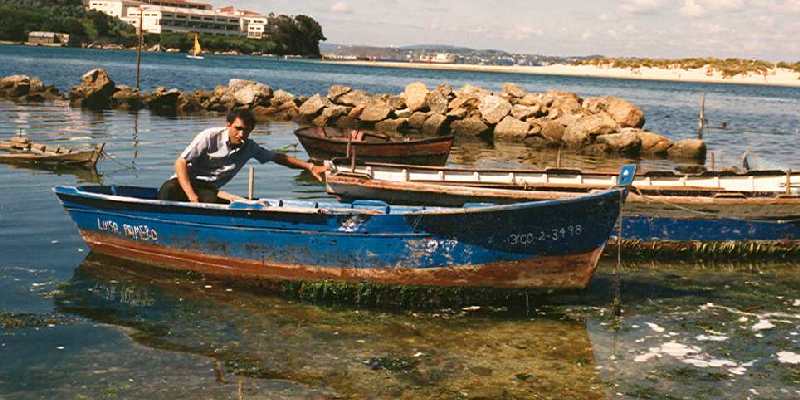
[0,1,326,57]
[266,14,327,56]
[0,1,136,45]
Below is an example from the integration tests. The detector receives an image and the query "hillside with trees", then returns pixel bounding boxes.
[0,0,326,56]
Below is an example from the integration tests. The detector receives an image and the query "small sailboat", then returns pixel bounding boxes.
[186,33,204,60]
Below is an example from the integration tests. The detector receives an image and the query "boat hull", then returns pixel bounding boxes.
[295,128,453,165]
[55,186,624,288]
[326,174,800,251]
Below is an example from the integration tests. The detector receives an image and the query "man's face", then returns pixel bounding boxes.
[227,117,252,146]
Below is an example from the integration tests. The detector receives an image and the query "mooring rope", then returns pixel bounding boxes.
[101,150,138,171]
[630,186,718,217]
[612,188,624,317]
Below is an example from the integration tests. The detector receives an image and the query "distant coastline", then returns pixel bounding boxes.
[323,60,800,88]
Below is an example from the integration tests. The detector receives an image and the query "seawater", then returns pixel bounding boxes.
[1,45,800,399]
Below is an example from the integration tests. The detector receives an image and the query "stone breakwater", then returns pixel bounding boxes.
[0,69,706,161]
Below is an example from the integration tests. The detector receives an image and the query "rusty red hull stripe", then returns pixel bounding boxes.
[80,230,603,289]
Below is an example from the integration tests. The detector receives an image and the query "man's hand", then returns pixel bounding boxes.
[187,193,200,203]
[309,164,328,181]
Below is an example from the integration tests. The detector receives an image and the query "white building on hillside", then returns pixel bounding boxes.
[85,0,267,38]
[217,6,268,39]
[418,53,457,64]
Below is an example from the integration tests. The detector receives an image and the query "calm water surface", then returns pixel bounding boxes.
[1,46,800,399]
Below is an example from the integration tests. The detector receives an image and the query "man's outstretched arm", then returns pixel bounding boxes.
[271,153,327,181]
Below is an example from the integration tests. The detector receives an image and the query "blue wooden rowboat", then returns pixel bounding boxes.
[54,166,634,289]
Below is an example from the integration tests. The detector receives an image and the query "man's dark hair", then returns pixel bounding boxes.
[226,109,256,129]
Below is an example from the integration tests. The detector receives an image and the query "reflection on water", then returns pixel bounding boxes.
[37,254,604,399]
[0,162,102,184]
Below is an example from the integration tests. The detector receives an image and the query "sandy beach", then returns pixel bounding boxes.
[323,60,800,88]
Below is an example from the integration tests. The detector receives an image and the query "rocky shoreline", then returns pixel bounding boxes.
[0,69,706,161]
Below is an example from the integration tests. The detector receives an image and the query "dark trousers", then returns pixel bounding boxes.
[157,177,227,204]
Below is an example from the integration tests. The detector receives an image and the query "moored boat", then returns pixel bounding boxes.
[325,162,800,257]
[294,126,454,165]
[0,136,104,167]
[54,167,634,289]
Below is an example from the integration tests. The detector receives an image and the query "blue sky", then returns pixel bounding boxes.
[212,1,800,61]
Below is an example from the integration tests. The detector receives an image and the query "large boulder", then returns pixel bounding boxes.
[408,112,430,130]
[538,120,566,142]
[69,68,116,110]
[425,90,449,114]
[298,94,329,117]
[359,100,392,122]
[546,90,582,114]
[111,85,144,110]
[595,131,642,156]
[511,104,540,120]
[387,95,406,111]
[502,83,527,98]
[606,96,645,128]
[228,79,272,106]
[478,95,512,124]
[312,105,350,126]
[337,89,371,107]
[582,96,607,114]
[668,138,706,161]
[435,83,454,98]
[634,129,672,155]
[494,116,531,141]
[450,117,489,136]
[404,82,428,112]
[562,112,619,146]
[145,87,181,115]
[327,85,351,102]
[270,89,295,106]
[176,92,203,114]
[517,93,542,107]
[375,118,408,132]
[449,94,479,110]
[0,75,32,97]
[457,84,490,98]
[422,113,448,135]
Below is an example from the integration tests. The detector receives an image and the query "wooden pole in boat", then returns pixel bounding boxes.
[135,6,143,91]
[248,166,255,200]
[697,93,706,139]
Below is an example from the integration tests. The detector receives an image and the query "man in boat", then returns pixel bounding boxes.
[158,109,326,204]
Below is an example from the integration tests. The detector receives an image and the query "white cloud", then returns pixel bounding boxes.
[680,0,706,17]
[330,1,352,13]
[502,25,544,41]
[620,0,667,14]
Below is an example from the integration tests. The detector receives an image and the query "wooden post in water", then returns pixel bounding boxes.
[135,7,143,90]
[248,166,254,200]
[697,93,706,139]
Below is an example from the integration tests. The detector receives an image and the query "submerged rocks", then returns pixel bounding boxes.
[69,69,115,110]
[668,138,707,161]
[0,74,59,102]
